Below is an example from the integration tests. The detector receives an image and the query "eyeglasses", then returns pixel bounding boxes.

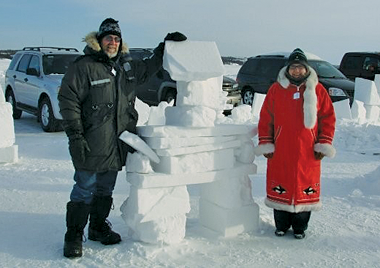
[104,35,121,43]
[289,64,306,70]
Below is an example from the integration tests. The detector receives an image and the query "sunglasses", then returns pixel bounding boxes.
[104,35,121,43]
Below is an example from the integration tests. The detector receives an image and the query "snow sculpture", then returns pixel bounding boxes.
[354,78,380,122]
[120,41,259,244]
[0,84,18,163]
[333,99,352,120]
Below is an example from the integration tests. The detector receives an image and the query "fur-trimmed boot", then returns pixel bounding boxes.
[88,195,121,245]
[63,201,90,258]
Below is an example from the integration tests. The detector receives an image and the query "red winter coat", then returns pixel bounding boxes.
[255,67,336,213]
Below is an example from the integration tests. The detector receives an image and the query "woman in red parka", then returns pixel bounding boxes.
[254,48,336,239]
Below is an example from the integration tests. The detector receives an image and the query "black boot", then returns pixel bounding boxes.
[88,195,121,245]
[63,201,90,258]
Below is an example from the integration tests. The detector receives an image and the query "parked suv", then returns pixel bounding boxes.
[5,47,81,132]
[339,52,380,81]
[237,52,355,106]
[129,48,241,109]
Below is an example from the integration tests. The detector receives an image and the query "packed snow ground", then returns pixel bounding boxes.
[1,59,380,267]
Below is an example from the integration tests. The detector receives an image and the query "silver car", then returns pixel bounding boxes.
[4,47,81,132]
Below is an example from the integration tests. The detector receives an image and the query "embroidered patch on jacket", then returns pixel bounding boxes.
[272,185,286,194]
[123,62,131,72]
[90,78,111,86]
[303,186,317,195]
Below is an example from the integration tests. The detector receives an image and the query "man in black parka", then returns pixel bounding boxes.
[58,18,186,258]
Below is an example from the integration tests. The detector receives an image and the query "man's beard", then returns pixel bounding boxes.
[105,50,118,58]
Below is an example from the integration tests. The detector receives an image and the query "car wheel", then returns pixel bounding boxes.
[162,88,177,105]
[39,98,62,132]
[5,89,22,119]
[242,88,254,105]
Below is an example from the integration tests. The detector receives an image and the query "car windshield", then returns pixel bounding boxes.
[42,54,79,75]
[309,60,346,79]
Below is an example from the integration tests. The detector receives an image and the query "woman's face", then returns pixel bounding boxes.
[288,63,307,79]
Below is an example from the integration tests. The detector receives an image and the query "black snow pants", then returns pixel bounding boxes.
[274,209,311,233]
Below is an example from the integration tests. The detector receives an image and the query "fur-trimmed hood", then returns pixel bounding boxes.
[277,66,318,129]
[83,31,129,54]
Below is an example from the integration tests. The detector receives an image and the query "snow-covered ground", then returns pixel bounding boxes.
[1,59,380,267]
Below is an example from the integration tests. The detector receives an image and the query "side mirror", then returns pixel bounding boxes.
[26,67,40,77]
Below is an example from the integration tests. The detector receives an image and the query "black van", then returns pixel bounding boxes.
[237,52,355,106]
[339,52,380,81]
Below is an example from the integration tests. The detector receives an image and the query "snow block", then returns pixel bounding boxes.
[374,74,380,95]
[364,104,380,122]
[165,106,216,127]
[121,210,187,244]
[142,135,236,149]
[135,97,150,126]
[0,103,15,148]
[251,93,266,119]
[126,152,154,174]
[151,148,235,174]
[147,101,171,126]
[119,131,160,163]
[176,78,225,109]
[163,41,225,81]
[127,163,257,188]
[122,185,190,222]
[333,98,352,120]
[354,78,380,105]
[0,145,18,163]
[351,100,366,122]
[199,199,260,237]
[0,84,5,103]
[137,124,256,138]
[236,139,255,164]
[154,139,241,156]
[200,175,254,209]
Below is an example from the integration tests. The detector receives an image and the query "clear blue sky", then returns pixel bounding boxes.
[1,0,380,64]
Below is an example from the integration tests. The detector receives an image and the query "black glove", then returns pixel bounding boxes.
[164,32,187,42]
[263,153,274,159]
[154,32,187,56]
[314,151,325,160]
[69,136,90,164]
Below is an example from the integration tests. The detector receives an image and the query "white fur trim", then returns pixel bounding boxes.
[253,143,274,156]
[265,198,322,213]
[314,143,336,158]
[277,66,318,129]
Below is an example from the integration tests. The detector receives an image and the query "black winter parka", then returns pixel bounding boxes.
[58,32,163,172]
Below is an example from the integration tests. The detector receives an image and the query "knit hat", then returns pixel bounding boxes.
[97,18,122,41]
[287,48,308,68]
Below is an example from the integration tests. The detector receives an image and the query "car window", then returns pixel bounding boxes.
[363,56,380,71]
[8,53,22,71]
[28,55,40,72]
[341,55,362,70]
[43,54,79,75]
[240,59,258,74]
[309,60,346,79]
[256,59,285,79]
[16,54,32,73]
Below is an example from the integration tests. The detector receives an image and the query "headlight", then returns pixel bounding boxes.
[328,87,346,97]
[232,83,238,89]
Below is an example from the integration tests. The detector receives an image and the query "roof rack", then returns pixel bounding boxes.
[22,47,79,52]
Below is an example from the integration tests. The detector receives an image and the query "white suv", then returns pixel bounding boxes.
[4,47,81,132]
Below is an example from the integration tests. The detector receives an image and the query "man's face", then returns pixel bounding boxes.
[101,34,121,58]
[288,63,307,79]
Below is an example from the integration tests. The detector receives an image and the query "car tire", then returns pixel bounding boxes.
[242,88,254,105]
[162,88,177,105]
[39,97,62,132]
[5,89,22,119]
